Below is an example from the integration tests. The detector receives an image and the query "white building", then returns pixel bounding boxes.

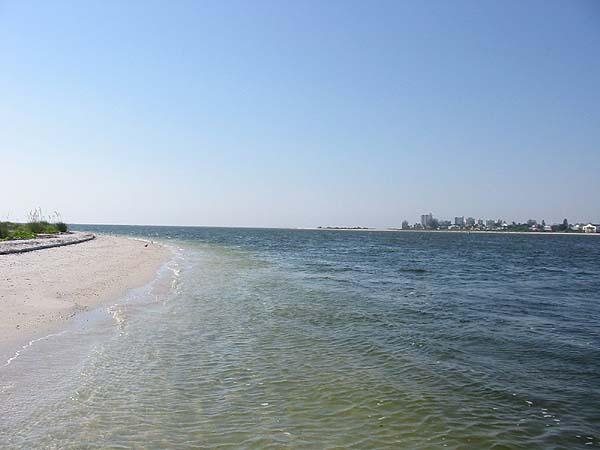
[582,223,598,233]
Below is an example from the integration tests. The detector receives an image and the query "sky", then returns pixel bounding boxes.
[1,0,599,227]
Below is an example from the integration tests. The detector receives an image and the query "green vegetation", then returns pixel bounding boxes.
[505,223,530,232]
[0,209,69,241]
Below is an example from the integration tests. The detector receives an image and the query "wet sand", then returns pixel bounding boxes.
[0,234,170,356]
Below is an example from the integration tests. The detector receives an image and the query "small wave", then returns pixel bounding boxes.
[1,330,69,369]
[169,266,181,291]
[107,305,128,335]
[398,268,428,273]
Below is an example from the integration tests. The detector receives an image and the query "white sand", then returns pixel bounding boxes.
[0,234,170,354]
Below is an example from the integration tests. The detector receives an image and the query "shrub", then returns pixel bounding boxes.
[10,229,35,240]
[26,221,44,234]
[26,220,61,234]
[43,223,59,234]
[55,222,68,232]
[0,209,67,240]
[0,222,8,239]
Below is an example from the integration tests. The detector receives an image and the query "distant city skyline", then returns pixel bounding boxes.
[405,212,597,232]
[1,1,599,227]
[412,212,590,228]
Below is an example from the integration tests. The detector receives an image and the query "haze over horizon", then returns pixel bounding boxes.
[1,0,599,227]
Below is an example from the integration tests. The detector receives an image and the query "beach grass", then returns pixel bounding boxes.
[0,209,69,240]
[0,222,68,240]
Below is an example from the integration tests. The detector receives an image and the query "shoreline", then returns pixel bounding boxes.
[0,234,171,360]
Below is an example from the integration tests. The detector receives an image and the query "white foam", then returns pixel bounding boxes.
[2,329,69,369]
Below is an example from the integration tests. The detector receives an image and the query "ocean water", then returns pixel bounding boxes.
[2,226,599,449]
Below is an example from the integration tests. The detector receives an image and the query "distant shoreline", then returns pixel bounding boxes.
[307,227,600,236]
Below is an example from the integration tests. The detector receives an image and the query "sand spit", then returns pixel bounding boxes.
[0,234,170,357]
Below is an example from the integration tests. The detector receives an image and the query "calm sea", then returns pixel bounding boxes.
[1,226,599,449]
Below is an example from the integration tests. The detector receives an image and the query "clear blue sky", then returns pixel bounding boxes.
[1,0,599,227]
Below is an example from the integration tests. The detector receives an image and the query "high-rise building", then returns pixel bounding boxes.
[421,213,433,229]
[466,217,476,227]
[454,216,465,227]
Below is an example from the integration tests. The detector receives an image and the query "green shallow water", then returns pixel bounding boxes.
[1,226,599,448]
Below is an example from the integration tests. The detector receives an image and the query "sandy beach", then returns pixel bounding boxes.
[0,234,170,356]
